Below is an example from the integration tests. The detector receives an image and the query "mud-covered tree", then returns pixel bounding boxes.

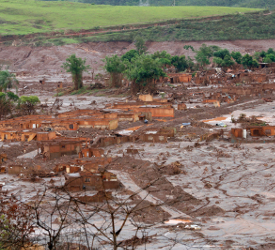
[125,54,166,93]
[0,70,18,92]
[104,55,126,87]
[62,54,90,90]
[18,95,40,115]
[0,92,18,120]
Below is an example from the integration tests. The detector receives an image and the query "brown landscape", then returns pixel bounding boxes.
[1,39,275,250]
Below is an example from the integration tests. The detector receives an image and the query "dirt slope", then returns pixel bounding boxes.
[1,39,275,75]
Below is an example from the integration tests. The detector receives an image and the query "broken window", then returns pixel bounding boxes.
[85,178,90,182]
[253,130,261,136]
[61,145,65,149]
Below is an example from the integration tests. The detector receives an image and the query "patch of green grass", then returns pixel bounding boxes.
[0,0,261,35]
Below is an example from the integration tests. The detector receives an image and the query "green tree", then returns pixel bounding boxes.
[104,55,126,87]
[121,49,139,62]
[264,53,275,63]
[7,91,19,101]
[194,44,219,68]
[125,55,166,93]
[62,54,90,90]
[151,51,171,60]
[134,36,147,55]
[260,50,267,58]
[0,71,18,92]
[264,57,273,64]
[195,50,210,67]
[183,45,195,52]
[186,56,195,71]
[253,51,261,62]
[267,48,275,55]
[231,51,242,64]
[18,96,40,115]
[151,51,172,67]
[171,55,188,72]
[222,55,235,67]
[213,57,223,67]
[242,54,259,69]
[213,49,230,59]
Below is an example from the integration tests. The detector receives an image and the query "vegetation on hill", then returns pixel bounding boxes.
[21,11,272,47]
[0,0,261,36]
[56,0,275,9]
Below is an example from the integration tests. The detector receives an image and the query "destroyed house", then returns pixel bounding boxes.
[79,148,104,158]
[39,140,83,160]
[74,157,112,173]
[167,73,192,83]
[0,130,57,142]
[54,163,81,173]
[65,171,119,192]
[109,103,175,118]
[247,126,275,137]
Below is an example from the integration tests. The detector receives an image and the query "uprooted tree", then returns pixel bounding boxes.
[125,54,166,94]
[104,55,126,87]
[62,54,90,90]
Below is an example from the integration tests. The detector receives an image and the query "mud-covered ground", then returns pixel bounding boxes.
[2,42,275,249]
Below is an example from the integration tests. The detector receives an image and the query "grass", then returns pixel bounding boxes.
[0,0,261,36]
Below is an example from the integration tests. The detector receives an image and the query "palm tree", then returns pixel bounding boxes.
[0,71,18,92]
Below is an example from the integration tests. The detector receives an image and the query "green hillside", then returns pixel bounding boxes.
[67,0,274,9]
[0,0,261,35]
